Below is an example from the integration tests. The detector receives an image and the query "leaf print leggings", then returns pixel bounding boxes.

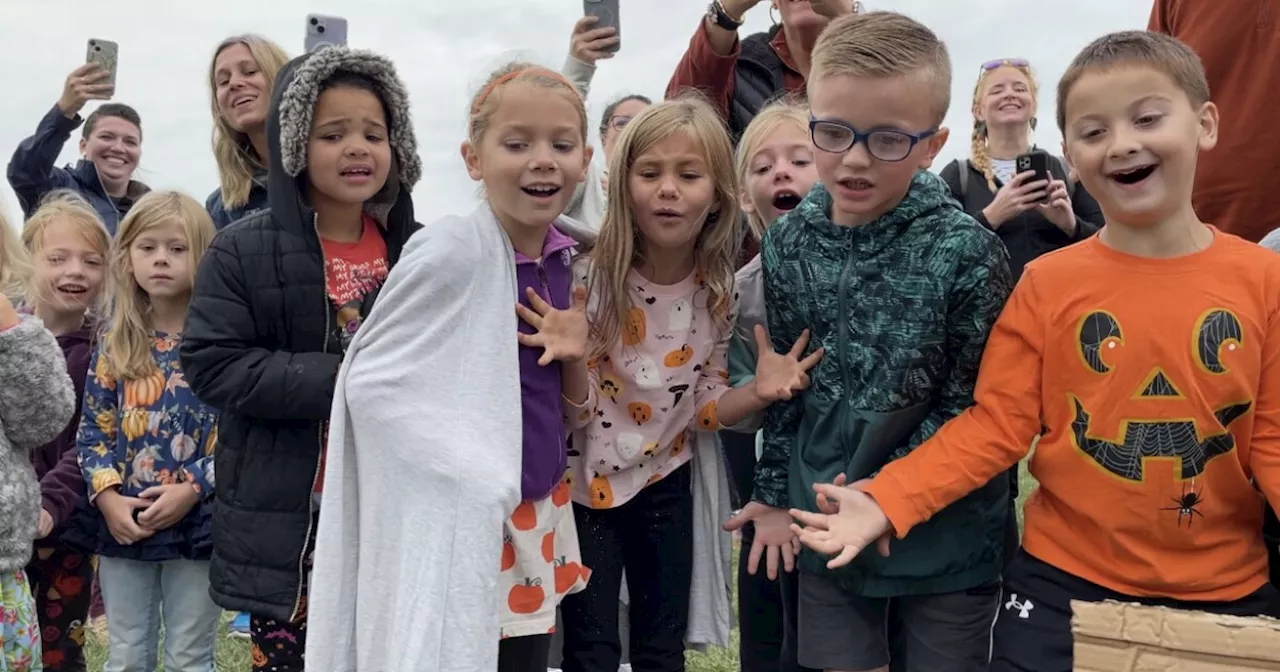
[25,545,93,672]
[0,567,42,672]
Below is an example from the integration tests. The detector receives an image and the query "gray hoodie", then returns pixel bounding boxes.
[0,315,75,570]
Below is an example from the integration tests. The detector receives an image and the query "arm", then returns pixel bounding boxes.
[78,347,124,500]
[751,238,806,508]
[687,298,743,430]
[665,16,743,120]
[562,54,596,100]
[38,360,90,526]
[181,419,217,500]
[863,270,1046,536]
[1251,285,1280,517]
[562,268,600,429]
[902,230,1014,451]
[0,316,76,451]
[6,105,80,216]
[179,237,343,421]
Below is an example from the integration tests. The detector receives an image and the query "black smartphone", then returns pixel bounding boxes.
[584,0,621,54]
[1016,151,1052,202]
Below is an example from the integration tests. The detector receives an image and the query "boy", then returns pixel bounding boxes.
[791,31,1280,672]
[727,11,1013,672]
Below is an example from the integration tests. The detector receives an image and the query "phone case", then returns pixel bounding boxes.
[583,0,620,53]
[86,39,119,88]
[1017,152,1053,202]
[305,15,348,53]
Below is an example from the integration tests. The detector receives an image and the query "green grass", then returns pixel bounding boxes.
[82,462,1040,671]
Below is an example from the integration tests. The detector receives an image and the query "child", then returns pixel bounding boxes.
[730,11,1014,672]
[179,46,422,672]
[719,98,819,672]
[72,191,218,672]
[541,96,820,672]
[21,192,110,672]
[304,62,598,672]
[0,210,77,672]
[790,30,1280,672]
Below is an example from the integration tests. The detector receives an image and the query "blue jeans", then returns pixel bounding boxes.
[97,557,220,672]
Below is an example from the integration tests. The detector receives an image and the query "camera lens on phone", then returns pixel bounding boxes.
[317,25,326,33]
[310,17,318,25]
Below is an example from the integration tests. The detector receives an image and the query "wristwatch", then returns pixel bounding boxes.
[707,0,744,30]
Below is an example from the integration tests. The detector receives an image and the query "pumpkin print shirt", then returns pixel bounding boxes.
[76,332,219,559]
[566,267,736,509]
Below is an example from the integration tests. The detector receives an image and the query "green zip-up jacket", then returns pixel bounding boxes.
[755,171,1014,597]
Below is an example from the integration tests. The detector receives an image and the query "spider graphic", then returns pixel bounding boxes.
[1161,482,1204,528]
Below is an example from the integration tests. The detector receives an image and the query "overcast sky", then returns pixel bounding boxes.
[0,0,1151,228]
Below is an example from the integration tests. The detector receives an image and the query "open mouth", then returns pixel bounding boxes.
[232,94,257,109]
[521,184,562,198]
[839,177,875,191]
[999,103,1022,112]
[103,156,129,167]
[56,284,88,296]
[771,190,802,212]
[340,166,373,178]
[1110,164,1156,185]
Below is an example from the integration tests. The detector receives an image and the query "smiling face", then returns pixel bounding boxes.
[464,82,591,237]
[809,72,948,226]
[977,65,1035,130]
[129,221,192,301]
[1062,64,1217,229]
[31,220,106,316]
[742,123,818,227]
[628,132,718,257]
[306,84,394,207]
[79,116,141,190]
[213,43,270,134]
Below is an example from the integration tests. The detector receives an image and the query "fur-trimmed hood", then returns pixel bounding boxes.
[265,46,421,240]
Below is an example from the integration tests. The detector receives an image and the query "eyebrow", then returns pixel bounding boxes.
[498,123,581,135]
[314,117,388,131]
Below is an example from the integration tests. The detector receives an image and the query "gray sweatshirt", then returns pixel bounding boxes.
[0,315,75,570]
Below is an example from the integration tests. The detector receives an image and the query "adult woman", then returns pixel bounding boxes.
[938,59,1103,282]
[7,65,149,234]
[205,34,290,229]
[665,0,862,140]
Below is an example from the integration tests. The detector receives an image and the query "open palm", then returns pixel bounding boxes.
[516,286,589,365]
[753,325,824,402]
[789,483,893,568]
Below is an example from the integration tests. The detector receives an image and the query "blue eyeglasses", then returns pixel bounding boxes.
[809,116,938,162]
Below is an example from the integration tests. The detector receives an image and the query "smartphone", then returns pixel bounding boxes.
[584,0,620,54]
[86,38,119,90]
[1016,150,1052,202]
[305,14,348,53]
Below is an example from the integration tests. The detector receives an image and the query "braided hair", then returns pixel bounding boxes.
[970,63,1038,191]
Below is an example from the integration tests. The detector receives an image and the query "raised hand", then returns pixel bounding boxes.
[809,0,861,19]
[57,63,114,118]
[751,326,824,402]
[789,483,893,568]
[570,15,620,63]
[1037,179,1077,235]
[516,286,589,366]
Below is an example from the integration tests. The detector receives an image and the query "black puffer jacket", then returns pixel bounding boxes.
[180,48,422,621]
[727,24,788,143]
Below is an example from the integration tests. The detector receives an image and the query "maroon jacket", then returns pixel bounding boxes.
[29,323,94,530]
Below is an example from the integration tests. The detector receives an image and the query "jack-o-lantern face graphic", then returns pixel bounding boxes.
[1071,309,1252,482]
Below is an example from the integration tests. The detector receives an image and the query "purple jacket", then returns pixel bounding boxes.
[29,323,94,530]
[515,226,577,501]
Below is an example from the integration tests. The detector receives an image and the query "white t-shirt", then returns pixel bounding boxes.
[992,158,1017,186]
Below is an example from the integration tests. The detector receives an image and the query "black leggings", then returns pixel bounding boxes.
[498,634,552,672]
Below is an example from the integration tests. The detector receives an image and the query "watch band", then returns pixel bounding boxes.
[707,0,744,30]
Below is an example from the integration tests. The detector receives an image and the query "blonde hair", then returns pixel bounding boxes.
[0,210,31,303]
[735,97,810,240]
[102,191,216,380]
[588,95,741,359]
[467,62,587,147]
[809,11,952,126]
[21,190,111,314]
[971,63,1039,191]
[210,35,290,210]
[1057,30,1210,134]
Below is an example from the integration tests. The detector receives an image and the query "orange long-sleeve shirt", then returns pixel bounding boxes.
[1149,1,1280,242]
[864,231,1280,602]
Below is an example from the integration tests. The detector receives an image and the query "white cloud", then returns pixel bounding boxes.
[0,0,1150,230]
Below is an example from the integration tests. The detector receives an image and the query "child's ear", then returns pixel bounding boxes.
[738,189,755,216]
[580,145,595,184]
[1197,101,1220,152]
[915,127,949,170]
[461,141,483,181]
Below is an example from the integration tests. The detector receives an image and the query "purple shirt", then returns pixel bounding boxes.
[514,226,577,501]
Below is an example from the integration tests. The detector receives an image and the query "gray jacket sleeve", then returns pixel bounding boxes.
[0,315,75,451]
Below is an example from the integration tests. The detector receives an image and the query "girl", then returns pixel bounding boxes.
[533,96,821,672]
[205,34,290,230]
[720,99,819,672]
[180,47,421,672]
[0,209,78,672]
[304,61,595,672]
[74,191,219,672]
[21,192,110,672]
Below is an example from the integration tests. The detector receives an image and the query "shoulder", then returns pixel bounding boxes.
[937,160,962,179]
[926,206,1001,257]
[204,188,223,212]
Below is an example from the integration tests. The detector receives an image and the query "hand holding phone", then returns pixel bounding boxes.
[570,15,620,64]
[981,168,1051,230]
[583,0,620,54]
[1016,151,1053,203]
[305,14,349,53]
[58,61,114,118]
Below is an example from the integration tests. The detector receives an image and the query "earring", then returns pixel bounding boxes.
[1030,117,1038,131]
[770,4,779,25]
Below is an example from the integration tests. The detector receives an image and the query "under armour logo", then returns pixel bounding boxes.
[1004,593,1034,619]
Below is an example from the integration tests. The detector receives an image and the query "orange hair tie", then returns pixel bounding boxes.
[470,67,581,116]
